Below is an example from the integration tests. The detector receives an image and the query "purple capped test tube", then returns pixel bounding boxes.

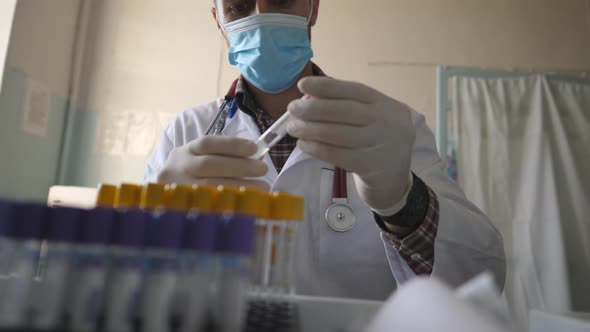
[66,208,116,332]
[105,209,147,332]
[28,206,81,329]
[174,213,221,332]
[0,202,45,328]
[217,215,255,255]
[217,215,255,332]
[184,213,219,253]
[140,211,186,332]
[0,201,16,275]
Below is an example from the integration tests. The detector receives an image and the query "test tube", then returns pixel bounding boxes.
[268,193,294,294]
[0,201,17,277]
[28,207,80,329]
[250,112,292,160]
[191,184,217,213]
[164,184,193,213]
[250,94,315,160]
[65,208,115,332]
[217,213,255,332]
[96,184,117,208]
[211,186,257,331]
[0,203,44,327]
[140,210,185,332]
[177,194,219,332]
[236,187,270,291]
[209,186,239,326]
[140,183,166,212]
[114,183,142,210]
[212,186,239,215]
[104,210,147,332]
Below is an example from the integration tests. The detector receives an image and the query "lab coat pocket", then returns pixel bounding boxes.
[318,169,386,267]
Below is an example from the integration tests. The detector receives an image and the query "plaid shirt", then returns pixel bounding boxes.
[233,64,439,276]
[234,64,327,173]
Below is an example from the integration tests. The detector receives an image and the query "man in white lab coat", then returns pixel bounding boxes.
[145,0,506,300]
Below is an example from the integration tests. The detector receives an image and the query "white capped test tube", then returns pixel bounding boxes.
[251,112,292,160]
[251,94,314,160]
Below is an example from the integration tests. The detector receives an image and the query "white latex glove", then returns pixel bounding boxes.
[286,77,416,210]
[157,136,270,191]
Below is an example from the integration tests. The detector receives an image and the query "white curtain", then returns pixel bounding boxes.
[450,75,590,330]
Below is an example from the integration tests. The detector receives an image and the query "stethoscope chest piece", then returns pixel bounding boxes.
[325,198,356,232]
[325,167,356,232]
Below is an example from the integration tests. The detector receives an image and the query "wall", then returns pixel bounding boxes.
[67,0,590,186]
[62,0,221,187]
[0,0,80,201]
[0,0,16,94]
[219,0,590,126]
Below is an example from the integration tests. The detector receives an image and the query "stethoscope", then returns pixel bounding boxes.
[206,81,357,232]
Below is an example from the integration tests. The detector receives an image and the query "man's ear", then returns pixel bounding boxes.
[212,6,230,46]
[212,6,222,32]
[309,0,320,27]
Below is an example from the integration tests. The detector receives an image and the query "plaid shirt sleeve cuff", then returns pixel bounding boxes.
[374,180,440,276]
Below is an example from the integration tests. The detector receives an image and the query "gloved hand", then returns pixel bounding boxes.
[286,77,416,210]
[157,136,270,191]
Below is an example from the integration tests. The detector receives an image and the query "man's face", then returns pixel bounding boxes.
[214,0,317,26]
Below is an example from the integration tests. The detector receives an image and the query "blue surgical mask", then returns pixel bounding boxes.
[223,13,314,94]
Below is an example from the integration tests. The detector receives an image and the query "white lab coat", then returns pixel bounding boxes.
[145,99,506,300]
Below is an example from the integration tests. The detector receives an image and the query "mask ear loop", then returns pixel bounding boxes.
[214,1,230,36]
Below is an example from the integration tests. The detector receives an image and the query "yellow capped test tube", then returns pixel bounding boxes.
[212,186,239,214]
[270,192,295,221]
[237,188,270,287]
[190,184,217,212]
[115,183,142,209]
[164,184,193,212]
[283,194,304,294]
[140,183,166,211]
[96,184,117,208]
[236,187,270,218]
[267,193,296,291]
[262,193,293,290]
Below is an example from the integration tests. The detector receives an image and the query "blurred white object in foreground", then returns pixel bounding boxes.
[367,273,513,332]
